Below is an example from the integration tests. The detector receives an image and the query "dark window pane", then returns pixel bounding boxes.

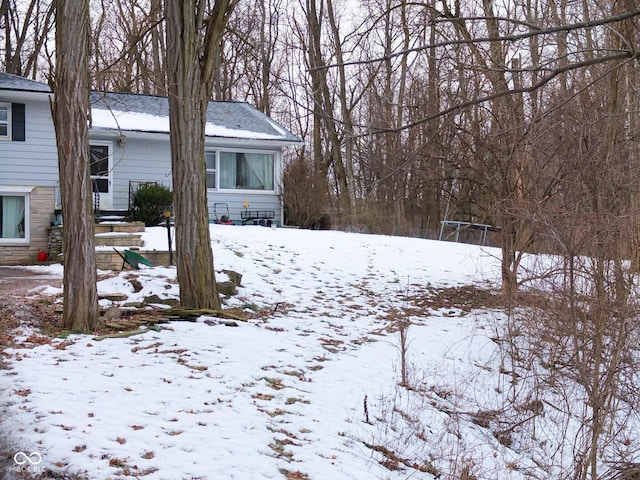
[206,173,216,189]
[92,178,109,193]
[90,145,109,175]
[206,152,216,170]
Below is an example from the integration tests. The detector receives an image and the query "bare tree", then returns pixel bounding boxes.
[50,0,100,331]
[165,0,237,309]
[1,0,54,78]
[216,0,284,112]
[90,0,166,95]
[298,0,360,225]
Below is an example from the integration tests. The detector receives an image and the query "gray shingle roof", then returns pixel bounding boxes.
[0,72,51,93]
[90,91,300,143]
[0,72,300,143]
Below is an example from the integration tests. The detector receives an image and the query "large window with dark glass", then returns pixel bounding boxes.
[219,152,274,191]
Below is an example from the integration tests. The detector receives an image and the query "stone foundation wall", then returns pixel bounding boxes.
[96,249,171,270]
[48,226,63,260]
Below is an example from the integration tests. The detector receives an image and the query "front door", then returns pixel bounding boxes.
[89,143,111,210]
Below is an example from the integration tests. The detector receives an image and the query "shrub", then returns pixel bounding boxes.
[131,183,173,226]
[281,157,331,229]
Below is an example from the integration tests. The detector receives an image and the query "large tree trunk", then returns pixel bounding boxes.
[166,86,219,309]
[165,0,235,310]
[51,0,100,332]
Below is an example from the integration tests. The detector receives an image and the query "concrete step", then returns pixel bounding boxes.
[94,233,143,247]
[93,221,149,269]
[95,221,145,234]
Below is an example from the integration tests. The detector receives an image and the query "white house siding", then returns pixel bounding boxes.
[89,133,173,210]
[0,95,58,187]
[207,192,282,226]
[205,144,284,226]
[0,93,59,264]
[99,132,285,224]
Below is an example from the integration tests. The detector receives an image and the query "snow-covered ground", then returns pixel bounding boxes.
[0,225,613,479]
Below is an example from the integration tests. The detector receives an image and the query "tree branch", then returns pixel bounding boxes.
[310,9,640,72]
[361,52,638,136]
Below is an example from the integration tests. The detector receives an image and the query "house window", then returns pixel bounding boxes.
[0,103,10,139]
[0,192,29,243]
[90,144,110,193]
[219,152,274,191]
[206,151,217,189]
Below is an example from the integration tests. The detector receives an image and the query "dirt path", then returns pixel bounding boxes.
[0,267,62,297]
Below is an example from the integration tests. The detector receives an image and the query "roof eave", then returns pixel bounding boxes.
[204,134,303,149]
[0,89,52,100]
[90,126,302,149]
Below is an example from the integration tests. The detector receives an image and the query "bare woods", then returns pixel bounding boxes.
[3,1,640,476]
[4,1,638,242]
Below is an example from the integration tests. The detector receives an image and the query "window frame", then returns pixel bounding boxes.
[205,150,217,190]
[0,187,31,244]
[0,102,11,141]
[217,149,277,193]
[89,141,113,209]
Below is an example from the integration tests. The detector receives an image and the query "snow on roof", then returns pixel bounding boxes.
[91,108,289,140]
[90,91,300,143]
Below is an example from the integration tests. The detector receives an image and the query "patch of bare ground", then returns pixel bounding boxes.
[0,266,62,297]
[0,297,64,348]
[402,285,504,315]
[1,298,51,363]
[398,285,552,317]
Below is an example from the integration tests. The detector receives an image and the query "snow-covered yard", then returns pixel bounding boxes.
[2,225,636,479]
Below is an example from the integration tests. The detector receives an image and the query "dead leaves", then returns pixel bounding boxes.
[24,333,51,346]
[253,393,274,401]
[264,377,285,390]
[104,454,160,477]
[405,285,502,315]
[279,469,310,479]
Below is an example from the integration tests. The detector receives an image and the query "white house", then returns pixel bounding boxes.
[0,72,301,265]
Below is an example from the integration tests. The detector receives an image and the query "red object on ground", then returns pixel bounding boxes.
[38,251,48,262]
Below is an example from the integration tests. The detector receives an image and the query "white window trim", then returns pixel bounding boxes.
[0,102,11,141]
[89,140,113,209]
[205,150,217,191]
[0,186,33,244]
[217,148,278,194]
